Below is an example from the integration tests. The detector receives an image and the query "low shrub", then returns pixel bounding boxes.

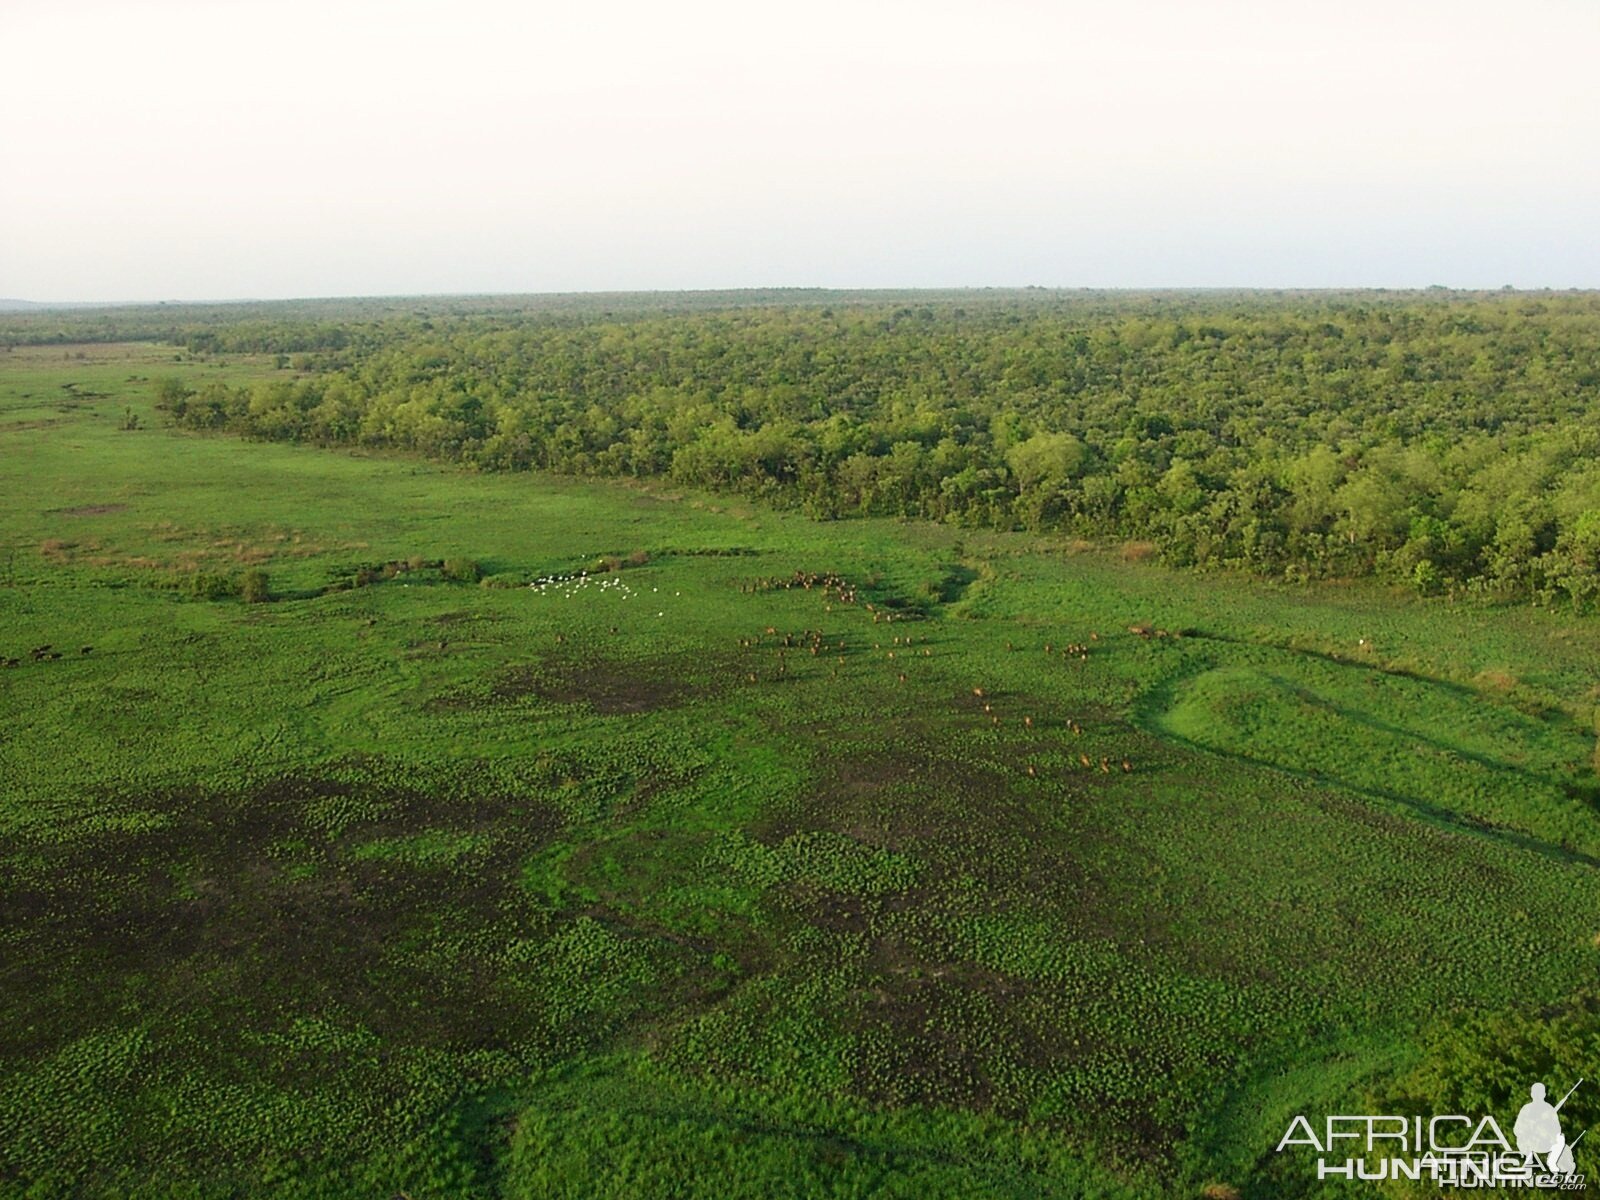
[240,569,271,603]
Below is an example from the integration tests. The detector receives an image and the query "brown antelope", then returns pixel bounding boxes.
[1080,753,1091,768]
[1023,716,1033,729]
[1121,759,1132,773]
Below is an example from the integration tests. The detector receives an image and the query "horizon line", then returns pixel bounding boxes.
[8,283,1599,311]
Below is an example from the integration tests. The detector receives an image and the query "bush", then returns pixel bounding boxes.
[442,557,481,583]
[186,572,238,600]
[240,569,270,603]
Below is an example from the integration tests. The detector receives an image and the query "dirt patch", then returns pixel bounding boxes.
[0,769,566,1068]
[532,660,701,714]
[433,654,725,717]
[55,503,129,517]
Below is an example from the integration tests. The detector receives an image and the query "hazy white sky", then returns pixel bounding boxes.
[3,0,1597,300]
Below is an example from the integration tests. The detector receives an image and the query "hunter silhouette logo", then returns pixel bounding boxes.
[1275,1077,1589,1190]
[1515,1080,1585,1178]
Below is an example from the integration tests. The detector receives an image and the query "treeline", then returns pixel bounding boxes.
[155,292,1600,605]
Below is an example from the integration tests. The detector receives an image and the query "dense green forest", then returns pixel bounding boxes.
[25,289,1600,604]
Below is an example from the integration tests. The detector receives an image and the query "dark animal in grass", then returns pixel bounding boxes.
[80,646,92,655]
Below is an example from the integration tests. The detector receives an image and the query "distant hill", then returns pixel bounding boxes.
[0,299,44,312]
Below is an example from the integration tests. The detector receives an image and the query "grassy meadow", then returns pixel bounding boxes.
[3,341,1600,1197]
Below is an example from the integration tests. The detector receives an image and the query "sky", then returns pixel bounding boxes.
[3,0,1598,301]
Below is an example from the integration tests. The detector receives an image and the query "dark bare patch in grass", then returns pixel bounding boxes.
[0,771,566,1068]
[433,654,729,716]
[530,658,702,715]
[55,503,129,516]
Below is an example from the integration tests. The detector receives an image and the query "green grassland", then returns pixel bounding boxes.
[4,343,1600,1198]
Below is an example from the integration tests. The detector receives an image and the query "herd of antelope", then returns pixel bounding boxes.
[2,643,90,668]
[730,570,1138,780]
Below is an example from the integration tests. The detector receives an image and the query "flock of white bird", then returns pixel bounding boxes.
[527,570,679,617]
